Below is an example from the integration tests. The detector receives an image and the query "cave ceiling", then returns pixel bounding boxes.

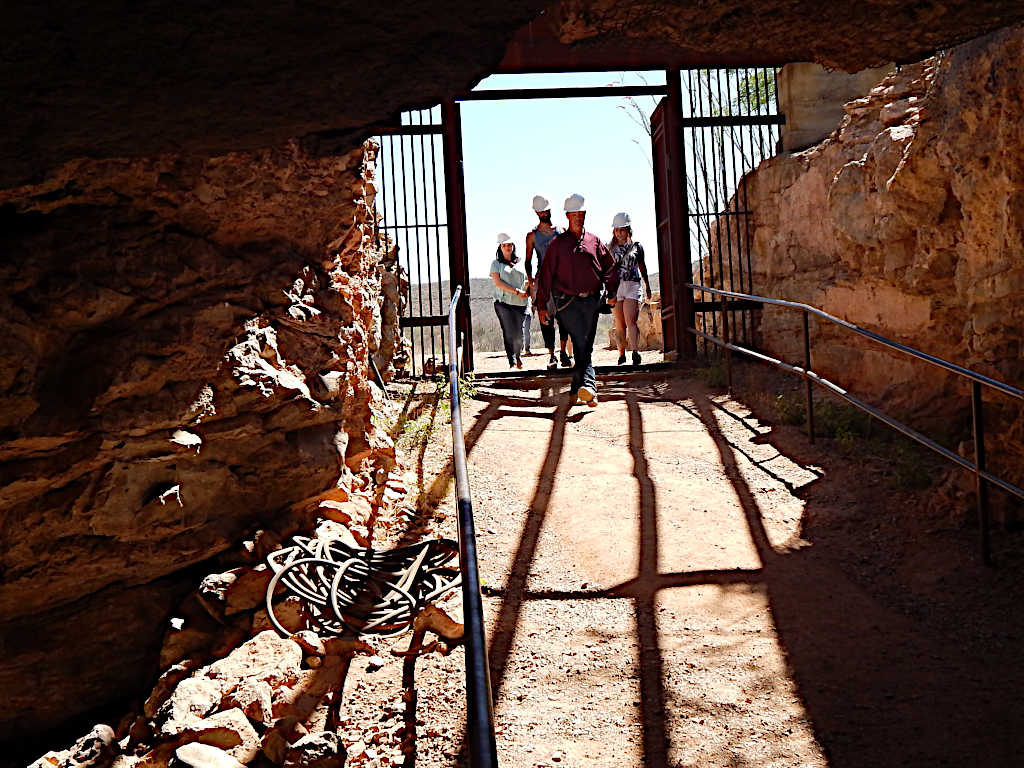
[3,0,1023,189]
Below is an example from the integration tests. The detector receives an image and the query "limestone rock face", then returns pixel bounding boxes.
[0,140,400,738]
[739,24,1024,496]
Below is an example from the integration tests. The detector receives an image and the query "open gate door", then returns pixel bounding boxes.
[650,77,696,360]
[373,102,473,377]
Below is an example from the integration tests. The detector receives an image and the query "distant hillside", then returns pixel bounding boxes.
[409,273,660,353]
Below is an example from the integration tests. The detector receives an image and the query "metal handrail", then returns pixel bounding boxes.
[687,282,1024,564]
[447,285,499,767]
[689,284,1024,402]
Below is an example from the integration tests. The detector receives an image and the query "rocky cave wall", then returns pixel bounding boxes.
[0,140,402,740]
[5,0,1024,750]
[735,24,1024,499]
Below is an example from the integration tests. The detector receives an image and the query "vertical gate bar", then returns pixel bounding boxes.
[397,129,418,377]
[803,310,815,443]
[771,68,782,153]
[666,68,694,359]
[386,134,411,378]
[442,98,473,371]
[699,72,718,345]
[731,70,752,345]
[722,70,741,352]
[371,137,383,250]
[408,116,427,373]
[416,110,437,368]
[686,70,707,356]
[708,74,728,366]
[375,136,385,248]
[753,68,769,177]
[722,293,732,394]
[742,67,758,345]
[410,135,425,372]
[739,167,754,345]
[972,381,992,565]
[713,70,729,299]
[428,125,448,368]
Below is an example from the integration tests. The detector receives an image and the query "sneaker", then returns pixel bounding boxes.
[560,350,572,368]
[547,354,558,370]
[632,351,641,366]
[577,386,596,406]
[617,353,626,365]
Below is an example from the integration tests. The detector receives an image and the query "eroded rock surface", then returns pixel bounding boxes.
[4,2,1024,188]
[738,24,1024,499]
[0,140,400,739]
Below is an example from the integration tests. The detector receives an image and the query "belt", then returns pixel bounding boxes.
[557,290,598,298]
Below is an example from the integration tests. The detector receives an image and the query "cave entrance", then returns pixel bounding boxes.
[372,69,781,378]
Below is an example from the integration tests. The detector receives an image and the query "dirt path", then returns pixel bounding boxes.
[338,370,1024,768]
[456,376,825,767]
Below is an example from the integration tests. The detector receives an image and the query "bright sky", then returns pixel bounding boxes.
[463,71,664,278]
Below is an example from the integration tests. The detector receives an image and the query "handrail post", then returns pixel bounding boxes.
[721,294,733,394]
[972,381,991,565]
[802,310,815,443]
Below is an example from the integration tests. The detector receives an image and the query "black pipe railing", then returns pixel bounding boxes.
[447,285,499,767]
[688,283,1024,565]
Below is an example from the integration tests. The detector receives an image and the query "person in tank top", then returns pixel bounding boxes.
[525,194,572,370]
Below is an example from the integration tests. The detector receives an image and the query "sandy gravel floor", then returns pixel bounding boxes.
[336,367,1024,768]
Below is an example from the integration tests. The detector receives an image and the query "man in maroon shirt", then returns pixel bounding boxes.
[536,193,619,406]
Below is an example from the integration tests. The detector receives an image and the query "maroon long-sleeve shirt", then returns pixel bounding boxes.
[535,229,619,309]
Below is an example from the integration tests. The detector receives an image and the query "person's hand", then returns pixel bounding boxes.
[538,308,550,325]
[606,296,617,307]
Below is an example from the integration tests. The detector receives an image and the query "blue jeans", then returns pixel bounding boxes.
[522,310,533,351]
[494,301,526,365]
[555,293,602,393]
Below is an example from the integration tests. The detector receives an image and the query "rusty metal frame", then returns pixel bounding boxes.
[441,98,474,372]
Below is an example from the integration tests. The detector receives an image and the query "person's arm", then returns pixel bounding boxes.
[491,271,527,299]
[636,243,652,299]
[535,239,558,323]
[524,231,535,279]
[598,240,619,304]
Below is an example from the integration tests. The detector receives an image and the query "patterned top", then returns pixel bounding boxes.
[611,241,645,283]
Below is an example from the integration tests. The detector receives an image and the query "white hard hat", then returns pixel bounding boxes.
[496,232,514,244]
[612,212,631,228]
[564,193,586,213]
[532,195,550,212]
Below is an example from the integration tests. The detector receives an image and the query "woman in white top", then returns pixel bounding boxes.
[490,232,530,369]
[608,212,653,367]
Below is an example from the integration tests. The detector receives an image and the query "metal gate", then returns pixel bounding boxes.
[373,104,472,378]
[681,68,783,351]
[651,68,782,359]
